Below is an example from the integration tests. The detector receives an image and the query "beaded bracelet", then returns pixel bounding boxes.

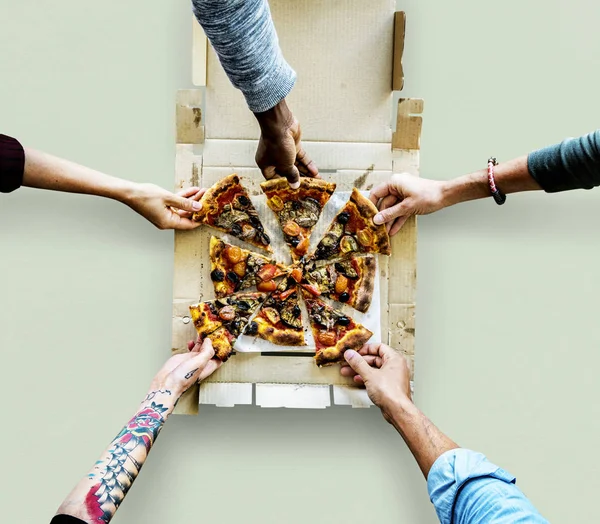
[487,157,506,205]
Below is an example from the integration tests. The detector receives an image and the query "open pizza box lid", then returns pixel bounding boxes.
[172,1,420,413]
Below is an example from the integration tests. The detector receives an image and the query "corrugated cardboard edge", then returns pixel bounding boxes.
[392,11,406,91]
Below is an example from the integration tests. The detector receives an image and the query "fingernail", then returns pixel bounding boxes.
[344,350,357,361]
[192,202,202,211]
[373,213,384,225]
[290,180,300,190]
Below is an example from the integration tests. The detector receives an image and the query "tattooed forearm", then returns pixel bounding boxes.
[84,402,169,522]
[143,389,172,402]
[184,368,199,380]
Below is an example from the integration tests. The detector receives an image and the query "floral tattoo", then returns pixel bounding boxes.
[85,402,168,522]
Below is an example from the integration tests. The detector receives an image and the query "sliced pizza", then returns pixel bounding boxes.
[209,236,286,297]
[313,187,391,261]
[302,255,376,313]
[189,292,266,361]
[302,291,373,366]
[252,277,305,346]
[193,174,272,252]
[261,177,336,260]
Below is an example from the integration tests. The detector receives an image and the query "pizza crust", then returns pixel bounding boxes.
[315,325,373,366]
[353,255,377,313]
[254,316,306,346]
[349,188,391,256]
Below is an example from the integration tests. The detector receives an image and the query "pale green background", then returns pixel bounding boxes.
[1,1,599,522]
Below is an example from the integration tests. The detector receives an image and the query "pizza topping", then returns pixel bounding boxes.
[218,306,236,321]
[290,267,303,283]
[226,271,240,284]
[263,307,280,325]
[257,231,271,246]
[340,235,358,253]
[279,287,296,301]
[335,275,349,294]
[315,222,343,259]
[357,228,374,247]
[335,260,359,280]
[268,195,284,211]
[257,264,278,282]
[236,194,251,207]
[336,316,351,327]
[302,283,321,296]
[245,321,259,336]
[337,212,350,224]
[280,303,302,329]
[257,280,278,292]
[289,237,300,248]
[283,221,301,237]
[339,292,350,303]
[292,305,301,317]
[211,269,225,282]
[230,223,242,236]
[233,261,246,277]
[225,245,243,263]
[296,237,310,255]
[318,331,337,347]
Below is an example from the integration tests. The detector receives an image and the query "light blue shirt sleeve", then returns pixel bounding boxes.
[427,449,549,524]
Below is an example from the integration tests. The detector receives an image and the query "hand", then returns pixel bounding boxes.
[254,99,319,189]
[369,173,447,236]
[340,343,412,423]
[149,337,221,397]
[123,184,207,230]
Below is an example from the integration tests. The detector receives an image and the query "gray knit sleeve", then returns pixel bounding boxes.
[528,130,600,192]
[192,0,296,113]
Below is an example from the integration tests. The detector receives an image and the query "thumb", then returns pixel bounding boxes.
[166,193,203,213]
[344,350,374,382]
[278,164,301,190]
[373,200,412,226]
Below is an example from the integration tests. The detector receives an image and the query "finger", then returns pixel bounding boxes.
[166,193,203,214]
[340,355,381,376]
[353,375,365,386]
[373,200,410,226]
[187,340,195,351]
[176,186,202,199]
[197,358,222,382]
[359,343,399,364]
[167,215,202,231]
[389,215,409,236]
[369,182,392,205]
[343,350,374,382]
[277,164,301,189]
[379,194,398,212]
[176,188,206,218]
[296,145,319,178]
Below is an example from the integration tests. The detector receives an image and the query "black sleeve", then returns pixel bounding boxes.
[527,129,600,192]
[0,134,25,193]
[50,515,86,524]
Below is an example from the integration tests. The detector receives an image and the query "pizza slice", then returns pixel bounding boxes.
[189,292,266,361]
[313,187,391,261]
[302,290,373,366]
[252,277,305,346]
[193,174,272,252]
[301,255,376,313]
[261,177,336,260]
[209,236,286,297]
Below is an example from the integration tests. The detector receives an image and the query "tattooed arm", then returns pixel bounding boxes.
[52,339,220,524]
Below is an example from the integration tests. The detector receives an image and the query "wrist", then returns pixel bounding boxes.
[142,386,181,410]
[440,170,488,208]
[385,397,420,428]
[253,99,294,138]
[110,178,139,205]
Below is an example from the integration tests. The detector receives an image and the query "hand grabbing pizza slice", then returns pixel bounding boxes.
[189,292,266,361]
[302,290,373,366]
[261,178,336,260]
[209,236,286,297]
[301,255,376,313]
[193,174,272,252]
[313,188,391,261]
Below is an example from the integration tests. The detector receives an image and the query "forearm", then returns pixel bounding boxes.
[192,0,295,112]
[388,400,459,479]
[55,388,179,523]
[23,148,136,203]
[441,155,541,208]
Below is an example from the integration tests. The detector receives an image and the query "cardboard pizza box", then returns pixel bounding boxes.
[172,2,420,413]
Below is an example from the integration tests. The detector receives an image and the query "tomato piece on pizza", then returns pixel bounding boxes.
[189,292,266,361]
[302,290,373,366]
[209,236,286,298]
[313,188,391,261]
[261,177,336,261]
[251,277,305,346]
[302,255,376,313]
[193,174,272,252]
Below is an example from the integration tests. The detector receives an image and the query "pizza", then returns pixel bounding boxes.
[252,276,305,346]
[302,291,373,366]
[193,174,272,252]
[189,292,266,361]
[209,236,286,297]
[313,187,391,261]
[301,254,376,313]
[261,177,336,260]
